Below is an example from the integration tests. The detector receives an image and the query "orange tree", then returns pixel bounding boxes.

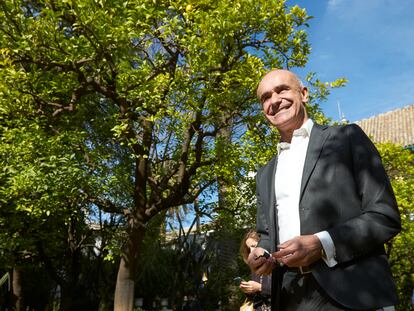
[0,0,313,310]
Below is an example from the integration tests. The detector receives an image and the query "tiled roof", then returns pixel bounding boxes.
[355,105,414,148]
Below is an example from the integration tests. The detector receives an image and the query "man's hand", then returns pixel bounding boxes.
[273,235,322,267]
[246,247,275,275]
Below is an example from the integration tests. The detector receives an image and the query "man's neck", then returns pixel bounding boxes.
[279,117,309,143]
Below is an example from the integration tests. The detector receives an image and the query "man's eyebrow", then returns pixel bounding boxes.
[259,91,271,103]
[274,84,290,91]
[259,84,290,102]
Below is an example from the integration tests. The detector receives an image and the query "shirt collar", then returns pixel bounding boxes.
[277,119,314,154]
[294,118,313,137]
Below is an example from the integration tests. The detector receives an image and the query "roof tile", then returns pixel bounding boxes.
[355,105,414,147]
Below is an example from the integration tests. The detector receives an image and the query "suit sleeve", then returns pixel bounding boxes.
[328,124,401,263]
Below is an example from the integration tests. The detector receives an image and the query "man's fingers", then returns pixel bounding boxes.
[274,235,323,264]
[272,247,293,259]
[279,253,302,267]
[273,241,297,259]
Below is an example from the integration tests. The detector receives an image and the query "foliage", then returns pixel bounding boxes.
[377,143,414,311]
[133,210,242,310]
[305,72,347,125]
[0,114,86,262]
[0,0,349,309]
[0,107,113,309]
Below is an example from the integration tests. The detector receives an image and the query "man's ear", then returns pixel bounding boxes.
[302,87,309,103]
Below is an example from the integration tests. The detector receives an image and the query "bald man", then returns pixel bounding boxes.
[247,69,401,310]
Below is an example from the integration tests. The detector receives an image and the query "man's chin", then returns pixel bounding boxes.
[269,118,293,130]
[269,114,306,131]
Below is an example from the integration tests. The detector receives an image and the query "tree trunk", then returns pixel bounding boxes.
[114,117,150,311]
[11,268,24,311]
[217,123,232,209]
[113,220,145,311]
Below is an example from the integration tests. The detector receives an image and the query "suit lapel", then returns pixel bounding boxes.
[269,156,278,247]
[300,124,330,202]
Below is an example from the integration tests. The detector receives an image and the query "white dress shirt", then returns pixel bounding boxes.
[275,119,337,267]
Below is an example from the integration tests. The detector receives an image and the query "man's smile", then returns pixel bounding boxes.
[267,102,292,116]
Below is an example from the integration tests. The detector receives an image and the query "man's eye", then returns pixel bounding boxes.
[261,95,270,103]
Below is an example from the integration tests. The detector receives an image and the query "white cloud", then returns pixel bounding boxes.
[327,0,345,9]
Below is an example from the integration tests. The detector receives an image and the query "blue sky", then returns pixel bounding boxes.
[289,0,414,122]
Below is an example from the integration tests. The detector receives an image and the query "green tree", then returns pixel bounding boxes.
[0,110,101,310]
[377,143,414,311]
[0,1,348,310]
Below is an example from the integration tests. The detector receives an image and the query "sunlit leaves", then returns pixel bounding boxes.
[377,143,414,311]
[0,0,324,306]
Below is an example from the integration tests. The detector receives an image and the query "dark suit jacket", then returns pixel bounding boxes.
[256,123,401,310]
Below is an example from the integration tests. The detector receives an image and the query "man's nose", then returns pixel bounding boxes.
[267,93,281,115]
[270,91,282,103]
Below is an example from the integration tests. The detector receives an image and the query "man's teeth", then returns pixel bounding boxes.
[268,105,290,116]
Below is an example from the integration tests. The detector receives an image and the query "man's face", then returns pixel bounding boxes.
[257,70,308,133]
